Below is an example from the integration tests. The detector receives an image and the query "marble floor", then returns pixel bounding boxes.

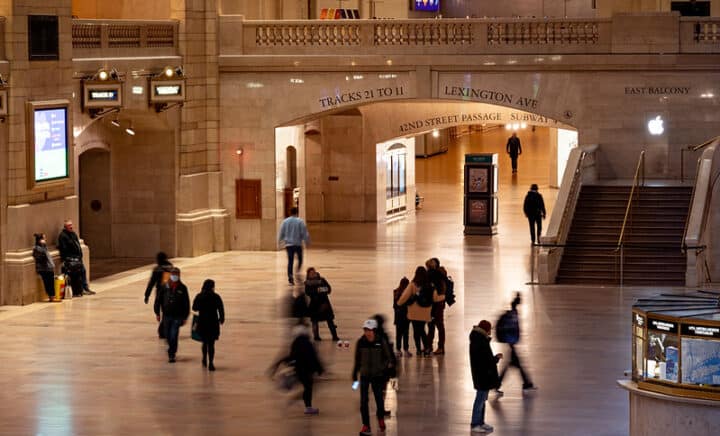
[0,127,674,435]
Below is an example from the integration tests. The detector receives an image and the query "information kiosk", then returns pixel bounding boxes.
[463,153,498,235]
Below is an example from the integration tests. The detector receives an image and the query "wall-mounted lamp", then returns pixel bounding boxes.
[110,117,120,127]
[125,124,136,136]
[235,148,244,156]
[95,68,119,81]
[159,65,184,79]
[432,129,440,138]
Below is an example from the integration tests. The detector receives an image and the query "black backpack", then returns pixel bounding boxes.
[496,310,520,344]
[415,283,434,308]
[444,276,456,306]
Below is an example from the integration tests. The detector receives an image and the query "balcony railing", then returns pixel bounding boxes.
[222,16,720,56]
[72,19,178,58]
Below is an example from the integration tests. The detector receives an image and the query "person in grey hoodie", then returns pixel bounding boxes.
[32,233,56,302]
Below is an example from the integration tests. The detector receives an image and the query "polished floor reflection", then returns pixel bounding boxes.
[0,127,666,435]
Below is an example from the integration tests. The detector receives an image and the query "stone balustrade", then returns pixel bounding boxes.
[72,19,178,58]
[222,16,720,56]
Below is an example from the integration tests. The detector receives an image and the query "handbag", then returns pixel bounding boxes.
[191,314,203,342]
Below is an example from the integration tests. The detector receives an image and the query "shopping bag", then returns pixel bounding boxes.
[191,314,203,342]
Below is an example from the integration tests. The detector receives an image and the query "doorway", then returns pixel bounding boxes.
[79,148,112,257]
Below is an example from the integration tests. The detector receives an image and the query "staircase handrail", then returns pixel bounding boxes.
[689,135,720,152]
[683,137,720,251]
[617,151,645,250]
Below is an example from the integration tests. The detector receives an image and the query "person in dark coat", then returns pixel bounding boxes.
[32,233,57,302]
[271,324,324,415]
[353,319,394,435]
[57,220,94,295]
[506,132,522,174]
[305,267,339,341]
[154,267,190,363]
[469,320,503,434]
[144,252,173,338]
[393,277,411,357]
[523,184,547,244]
[192,279,225,371]
[426,257,448,355]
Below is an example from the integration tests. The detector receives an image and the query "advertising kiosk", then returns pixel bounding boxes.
[619,290,720,436]
[463,153,498,235]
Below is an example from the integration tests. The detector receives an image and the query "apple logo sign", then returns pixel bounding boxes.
[647,115,664,135]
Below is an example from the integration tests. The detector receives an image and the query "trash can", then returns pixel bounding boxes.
[54,275,67,300]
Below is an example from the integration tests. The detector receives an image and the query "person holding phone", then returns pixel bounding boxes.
[469,320,503,434]
[352,319,394,435]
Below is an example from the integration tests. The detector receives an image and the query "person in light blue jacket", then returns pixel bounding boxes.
[278,207,310,285]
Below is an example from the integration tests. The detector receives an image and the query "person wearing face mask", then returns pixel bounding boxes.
[32,233,57,302]
[154,267,190,363]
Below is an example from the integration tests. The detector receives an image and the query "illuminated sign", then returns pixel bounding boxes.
[414,0,440,12]
[648,317,678,334]
[150,79,185,103]
[681,324,720,338]
[26,101,71,188]
[83,82,123,109]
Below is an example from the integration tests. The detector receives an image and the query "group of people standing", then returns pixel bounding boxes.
[393,258,454,357]
[32,219,95,302]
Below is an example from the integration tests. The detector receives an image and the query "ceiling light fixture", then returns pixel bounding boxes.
[125,124,136,136]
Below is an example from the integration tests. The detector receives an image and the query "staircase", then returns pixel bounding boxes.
[556,185,692,285]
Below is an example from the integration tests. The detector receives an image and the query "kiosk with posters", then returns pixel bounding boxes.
[618,290,720,436]
[464,153,498,235]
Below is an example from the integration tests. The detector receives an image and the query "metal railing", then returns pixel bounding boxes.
[555,150,588,245]
[616,151,645,286]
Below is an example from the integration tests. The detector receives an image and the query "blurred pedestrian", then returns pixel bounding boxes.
[496,293,537,396]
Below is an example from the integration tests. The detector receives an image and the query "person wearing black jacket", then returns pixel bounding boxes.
[145,252,173,338]
[393,277,411,357]
[192,279,225,371]
[305,267,339,341]
[469,320,503,434]
[57,220,94,295]
[353,319,394,436]
[271,324,324,415]
[523,184,547,244]
[32,233,56,302]
[506,132,522,174]
[154,267,190,363]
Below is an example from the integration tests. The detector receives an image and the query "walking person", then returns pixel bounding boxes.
[393,277,411,357]
[192,279,225,371]
[144,252,174,338]
[278,207,310,285]
[396,266,445,357]
[271,323,324,415]
[154,267,190,363]
[57,220,95,295]
[32,233,57,302]
[506,132,522,174]
[495,293,537,396]
[353,319,394,435]
[426,258,447,355]
[523,184,546,244]
[305,267,339,341]
[469,320,503,434]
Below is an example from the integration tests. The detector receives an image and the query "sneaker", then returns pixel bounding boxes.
[304,407,319,415]
[481,424,494,432]
[471,425,488,433]
[494,389,504,398]
[83,289,96,295]
[359,425,371,435]
[523,384,538,393]
[433,348,445,355]
[404,350,413,357]
[378,417,386,431]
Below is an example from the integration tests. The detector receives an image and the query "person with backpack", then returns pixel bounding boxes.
[393,277,411,357]
[495,293,537,397]
[305,267,340,342]
[353,319,394,435]
[396,266,445,357]
[144,251,173,338]
[426,258,451,355]
[154,267,191,363]
[270,323,324,415]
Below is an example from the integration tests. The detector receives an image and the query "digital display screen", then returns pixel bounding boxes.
[34,107,68,182]
[154,85,181,96]
[415,0,439,12]
[88,90,118,101]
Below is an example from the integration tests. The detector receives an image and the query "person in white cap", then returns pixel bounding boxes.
[353,319,394,435]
